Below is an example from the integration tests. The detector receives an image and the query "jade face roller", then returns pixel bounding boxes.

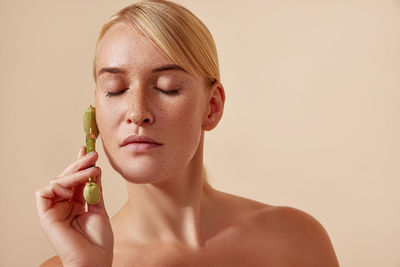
[82,105,101,205]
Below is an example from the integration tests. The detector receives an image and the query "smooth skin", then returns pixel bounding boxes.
[36,22,339,266]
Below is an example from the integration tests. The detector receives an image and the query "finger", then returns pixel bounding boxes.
[53,166,100,189]
[87,167,108,216]
[69,169,102,205]
[77,145,86,159]
[70,183,86,205]
[70,146,89,205]
[35,183,73,215]
[58,151,98,177]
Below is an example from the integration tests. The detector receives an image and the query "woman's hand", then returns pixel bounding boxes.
[36,146,114,267]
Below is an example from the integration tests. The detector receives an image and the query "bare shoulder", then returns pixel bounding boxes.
[211,190,339,266]
[253,205,340,266]
[40,256,62,267]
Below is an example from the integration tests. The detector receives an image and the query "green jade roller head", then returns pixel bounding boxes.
[82,105,101,205]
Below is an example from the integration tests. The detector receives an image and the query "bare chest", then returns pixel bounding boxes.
[111,225,287,267]
[112,244,269,267]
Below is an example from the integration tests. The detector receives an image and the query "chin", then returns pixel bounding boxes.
[103,144,167,182]
[114,156,175,184]
[119,172,166,184]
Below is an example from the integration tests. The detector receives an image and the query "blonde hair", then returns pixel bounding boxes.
[93,0,219,182]
[93,0,220,88]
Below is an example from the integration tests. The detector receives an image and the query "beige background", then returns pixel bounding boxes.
[0,0,399,266]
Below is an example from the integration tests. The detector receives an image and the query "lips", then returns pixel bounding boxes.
[120,134,162,147]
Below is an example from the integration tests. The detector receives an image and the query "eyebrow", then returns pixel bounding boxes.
[96,67,125,78]
[96,64,187,78]
[152,64,187,73]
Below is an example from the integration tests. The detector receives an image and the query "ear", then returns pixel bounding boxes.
[202,81,226,131]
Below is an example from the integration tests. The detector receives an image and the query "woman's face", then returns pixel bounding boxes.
[94,23,209,183]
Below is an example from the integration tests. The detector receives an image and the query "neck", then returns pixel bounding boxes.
[113,135,216,249]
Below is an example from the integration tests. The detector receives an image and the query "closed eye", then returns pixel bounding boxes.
[156,87,179,95]
[105,89,128,97]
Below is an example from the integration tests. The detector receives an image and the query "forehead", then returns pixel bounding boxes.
[95,23,173,74]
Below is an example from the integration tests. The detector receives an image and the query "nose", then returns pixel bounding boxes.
[125,88,155,126]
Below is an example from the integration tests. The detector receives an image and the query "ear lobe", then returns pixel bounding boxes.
[202,82,225,131]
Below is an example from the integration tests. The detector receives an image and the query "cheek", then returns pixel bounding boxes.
[164,94,202,126]
[95,96,123,142]
[162,95,205,148]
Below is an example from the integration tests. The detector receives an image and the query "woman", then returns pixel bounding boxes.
[36,0,339,266]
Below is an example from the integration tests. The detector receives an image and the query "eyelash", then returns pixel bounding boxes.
[105,88,179,97]
[105,89,127,97]
[156,88,179,95]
